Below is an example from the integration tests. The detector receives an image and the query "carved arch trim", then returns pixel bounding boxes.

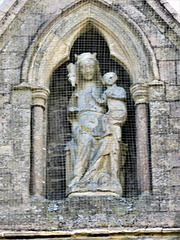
[21,1,159,88]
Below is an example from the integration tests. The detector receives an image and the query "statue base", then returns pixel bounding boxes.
[68,191,120,198]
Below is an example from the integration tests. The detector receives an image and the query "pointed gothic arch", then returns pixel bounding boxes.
[21,1,159,87]
[19,0,159,197]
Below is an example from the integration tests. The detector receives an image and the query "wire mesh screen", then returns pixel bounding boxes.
[0,0,180,232]
[46,27,137,200]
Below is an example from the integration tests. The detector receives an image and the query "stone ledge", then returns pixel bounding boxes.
[0,228,180,238]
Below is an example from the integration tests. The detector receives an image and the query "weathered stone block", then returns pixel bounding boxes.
[0,191,23,205]
[152,150,179,172]
[11,122,30,139]
[147,199,160,212]
[151,151,166,169]
[3,36,30,53]
[1,122,12,140]
[0,154,12,168]
[169,199,180,211]
[0,94,10,108]
[0,103,11,122]
[167,151,180,169]
[0,82,12,93]
[0,18,22,51]
[160,199,169,211]
[164,186,180,197]
[165,134,179,151]
[169,167,180,186]
[153,186,167,196]
[16,0,41,22]
[36,0,75,14]
[149,101,170,117]
[13,141,31,157]
[159,61,176,84]
[14,13,46,37]
[150,116,169,134]
[8,155,30,171]
[32,0,62,17]
[12,88,32,106]
[154,47,180,60]
[12,108,31,123]
[0,145,13,156]
[0,52,24,69]
[151,135,166,152]
[170,101,180,117]
[169,118,180,133]
[145,23,171,47]
[177,60,180,85]
[0,170,13,190]
[152,168,169,187]
[166,85,180,101]
[148,80,165,101]
[12,171,30,200]
[0,11,16,36]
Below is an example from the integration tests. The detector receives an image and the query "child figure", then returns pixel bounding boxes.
[92,72,127,186]
[93,72,127,140]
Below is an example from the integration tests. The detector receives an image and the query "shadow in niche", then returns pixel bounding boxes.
[46,26,137,200]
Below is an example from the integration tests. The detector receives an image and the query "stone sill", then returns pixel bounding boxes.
[0,228,180,239]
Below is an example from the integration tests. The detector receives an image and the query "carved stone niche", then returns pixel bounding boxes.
[65,53,128,197]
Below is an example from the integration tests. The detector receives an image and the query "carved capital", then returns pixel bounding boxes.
[32,86,50,109]
[13,82,32,90]
[130,83,148,106]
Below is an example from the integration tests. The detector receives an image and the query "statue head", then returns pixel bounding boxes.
[75,52,97,64]
[103,72,118,86]
[75,53,102,86]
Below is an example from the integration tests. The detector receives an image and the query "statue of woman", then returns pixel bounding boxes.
[65,53,127,197]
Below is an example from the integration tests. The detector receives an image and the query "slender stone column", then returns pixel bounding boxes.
[130,83,150,194]
[31,87,49,195]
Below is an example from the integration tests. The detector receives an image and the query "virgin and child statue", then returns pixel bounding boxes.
[65,53,127,197]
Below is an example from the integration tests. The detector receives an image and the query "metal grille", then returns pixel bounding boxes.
[46,27,137,199]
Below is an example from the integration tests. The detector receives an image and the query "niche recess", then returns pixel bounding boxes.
[46,26,137,200]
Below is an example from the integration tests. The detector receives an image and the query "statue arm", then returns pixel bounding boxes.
[119,88,126,101]
[106,87,126,101]
[68,93,79,113]
[67,63,76,87]
[92,90,106,104]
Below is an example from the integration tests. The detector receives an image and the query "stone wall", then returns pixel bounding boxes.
[0,0,180,237]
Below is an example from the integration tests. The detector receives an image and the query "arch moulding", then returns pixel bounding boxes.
[21,1,159,88]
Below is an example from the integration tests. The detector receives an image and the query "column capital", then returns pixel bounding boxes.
[32,86,50,109]
[130,83,148,106]
[13,83,50,108]
[13,82,32,91]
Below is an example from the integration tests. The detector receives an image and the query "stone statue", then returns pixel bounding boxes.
[65,53,127,197]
